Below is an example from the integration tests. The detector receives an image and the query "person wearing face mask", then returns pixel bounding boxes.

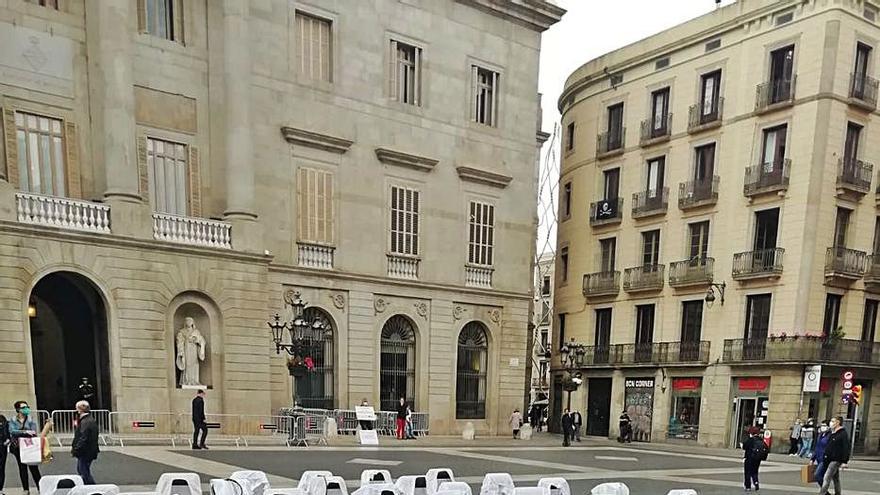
[7,401,44,495]
[818,416,850,495]
[811,421,831,489]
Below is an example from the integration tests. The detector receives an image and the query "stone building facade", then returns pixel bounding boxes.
[556,0,880,452]
[0,0,563,435]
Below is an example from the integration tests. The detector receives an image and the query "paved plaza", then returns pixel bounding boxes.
[4,435,880,495]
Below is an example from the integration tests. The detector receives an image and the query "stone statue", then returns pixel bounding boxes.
[176,317,207,387]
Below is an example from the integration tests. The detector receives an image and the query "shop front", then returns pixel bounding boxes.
[624,377,655,442]
[668,377,702,442]
[729,376,770,448]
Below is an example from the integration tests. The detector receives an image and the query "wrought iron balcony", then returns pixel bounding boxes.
[755,75,796,112]
[596,128,625,157]
[639,114,672,145]
[836,158,873,196]
[687,98,724,132]
[623,264,665,292]
[849,72,879,110]
[678,176,719,209]
[824,246,867,280]
[743,159,790,197]
[589,198,623,226]
[865,255,880,290]
[723,338,880,367]
[569,341,711,368]
[732,248,784,280]
[669,257,714,287]
[632,189,668,218]
[582,270,620,297]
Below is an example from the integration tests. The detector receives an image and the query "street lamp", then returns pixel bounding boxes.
[704,281,726,307]
[267,291,330,401]
[559,338,586,409]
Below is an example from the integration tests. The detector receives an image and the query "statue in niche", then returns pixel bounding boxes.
[176,317,207,387]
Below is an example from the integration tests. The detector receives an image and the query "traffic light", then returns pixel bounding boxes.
[851,385,863,406]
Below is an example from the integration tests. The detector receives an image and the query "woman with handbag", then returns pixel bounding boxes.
[7,401,46,495]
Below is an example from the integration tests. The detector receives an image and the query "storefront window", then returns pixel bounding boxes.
[669,377,702,441]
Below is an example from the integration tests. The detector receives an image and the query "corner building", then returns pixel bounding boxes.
[556,0,880,452]
[0,0,563,435]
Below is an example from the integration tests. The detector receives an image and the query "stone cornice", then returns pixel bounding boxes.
[455,0,565,32]
[375,148,439,172]
[536,130,551,145]
[280,126,353,154]
[456,166,512,189]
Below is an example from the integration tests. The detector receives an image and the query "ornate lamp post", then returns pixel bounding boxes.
[704,281,726,307]
[559,338,585,410]
[267,291,329,406]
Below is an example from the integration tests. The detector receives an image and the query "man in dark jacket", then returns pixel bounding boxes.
[742,426,766,492]
[561,409,573,447]
[571,410,583,442]
[191,389,208,449]
[395,398,408,440]
[71,401,99,485]
[0,413,9,494]
[818,416,850,495]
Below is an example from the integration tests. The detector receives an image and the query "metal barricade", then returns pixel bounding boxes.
[175,413,244,447]
[108,411,177,447]
[51,409,111,446]
[288,413,327,447]
[238,414,291,446]
[411,412,429,436]
[333,409,358,435]
[376,411,396,436]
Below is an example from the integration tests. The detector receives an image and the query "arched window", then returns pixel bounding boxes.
[380,315,416,411]
[296,307,335,409]
[456,321,488,419]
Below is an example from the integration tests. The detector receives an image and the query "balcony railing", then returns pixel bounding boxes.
[589,198,623,226]
[669,257,714,287]
[824,246,867,279]
[678,176,719,209]
[387,254,419,279]
[631,189,668,218]
[152,213,232,249]
[640,114,672,145]
[16,192,111,233]
[732,248,784,279]
[297,242,334,269]
[743,159,790,196]
[465,265,494,288]
[596,128,625,157]
[837,158,873,194]
[623,264,665,292]
[582,270,620,297]
[723,338,880,366]
[572,341,711,367]
[687,97,724,131]
[849,72,879,110]
[755,75,796,111]
[865,254,880,288]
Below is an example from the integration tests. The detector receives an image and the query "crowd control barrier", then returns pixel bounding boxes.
[238,415,292,446]
[51,409,112,447]
[108,412,177,446]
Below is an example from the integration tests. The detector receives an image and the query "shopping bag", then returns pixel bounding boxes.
[801,464,816,484]
[42,435,54,464]
[18,437,42,465]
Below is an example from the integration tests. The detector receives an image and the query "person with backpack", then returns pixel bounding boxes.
[0,413,10,495]
[742,426,768,492]
[818,416,850,495]
[811,421,831,488]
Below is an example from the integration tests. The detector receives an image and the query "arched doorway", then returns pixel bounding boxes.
[455,321,488,419]
[380,315,416,411]
[29,272,111,411]
[296,307,335,409]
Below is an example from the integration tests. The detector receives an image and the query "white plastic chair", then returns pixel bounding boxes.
[40,475,84,495]
[157,473,202,495]
[512,489,548,495]
[437,483,470,495]
[480,474,514,495]
[68,485,120,495]
[589,483,629,495]
[665,491,698,495]
[298,472,333,492]
[537,479,570,495]
[307,476,349,495]
[230,471,270,495]
[424,470,454,495]
[210,479,244,495]
[266,490,306,495]
[351,483,398,495]
[361,470,393,486]
[395,476,428,495]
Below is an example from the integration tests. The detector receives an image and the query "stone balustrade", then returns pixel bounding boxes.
[297,242,335,269]
[16,192,111,233]
[387,254,419,279]
[152,213,232,249]
[465,265,493,288]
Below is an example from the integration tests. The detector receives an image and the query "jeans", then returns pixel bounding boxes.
[798,437,813,457]
[573,424,581,441]
[818,461,842,495]
[192,421,208,447]
[11,449,41,491]
[76,457,96,485]
[743,459,761,490]
[405,420,415,439]
[814,462,827,488]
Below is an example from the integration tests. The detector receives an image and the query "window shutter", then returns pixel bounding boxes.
[389,40,398,100]
[491,71,499,126]
[470,65,479,121]
[324,170,334,244]
[414,47,422,106]
[2,109,18,187]
[64,121,82,199]
[173,0,185,44]
[137,0,147,33]
[188,145,201,216]
[136,135,149,200]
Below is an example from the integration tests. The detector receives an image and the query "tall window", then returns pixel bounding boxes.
[558,313,566,350]
[297,167,334,245]
[635,304,655,362]
[146,137,188,215]
[541,276,551,296]
[380,315,416,411]
[761,124,788,172]
[754,208,780,252]
[595,308,612,363]
[603,168,620,200]
[560,247,569,282]
[296,11,332,82]
[873,217,880,254]
[600,238,616,272]
[694,143,716,182]
[646,156,665,197]
[14,112,66,196]
[680,300,703,360]
[855,42,872,79]
[844,122,863,165]
[688,221,710,260]
[390,185,420,256]
[606,103,624,149]
[472,66,499,126]
[468,201,495,266]
[769,44,795,103]
[562,182,572,219]
[700,70,722,117]
[642,230,660,266]
[296,307,335,409]
[650,87,670,133]
[744,294,772,341]
[390,40,422,105]
[455,322,488,419]
[566,122,575,151]
[862,300,879,342]
[142,0,181,42]
[823,294,842,337]
[834,208,852,248]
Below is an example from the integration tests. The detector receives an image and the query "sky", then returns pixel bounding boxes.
[535,0,737,256]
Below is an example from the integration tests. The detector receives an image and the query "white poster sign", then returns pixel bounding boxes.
[803,365,822,392]
[355,406,377,421]
[358,429,379,445]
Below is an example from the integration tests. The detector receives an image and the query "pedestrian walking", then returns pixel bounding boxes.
[191,389,208,450]
[404,404,416,440]
[799,419,815,458]
[560,409,573,447]
[571,410,583,442]
[396,398,408,440]
[742,426,768,492]
[788,418,802,456]
[7,401,44,495]
[528,406,538,430]
[71,401,99,485]
[618,410,632,443]
[509,409,523,439]
[0,413,10,495]
[811,421,831,489]
[818,416,850,495]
